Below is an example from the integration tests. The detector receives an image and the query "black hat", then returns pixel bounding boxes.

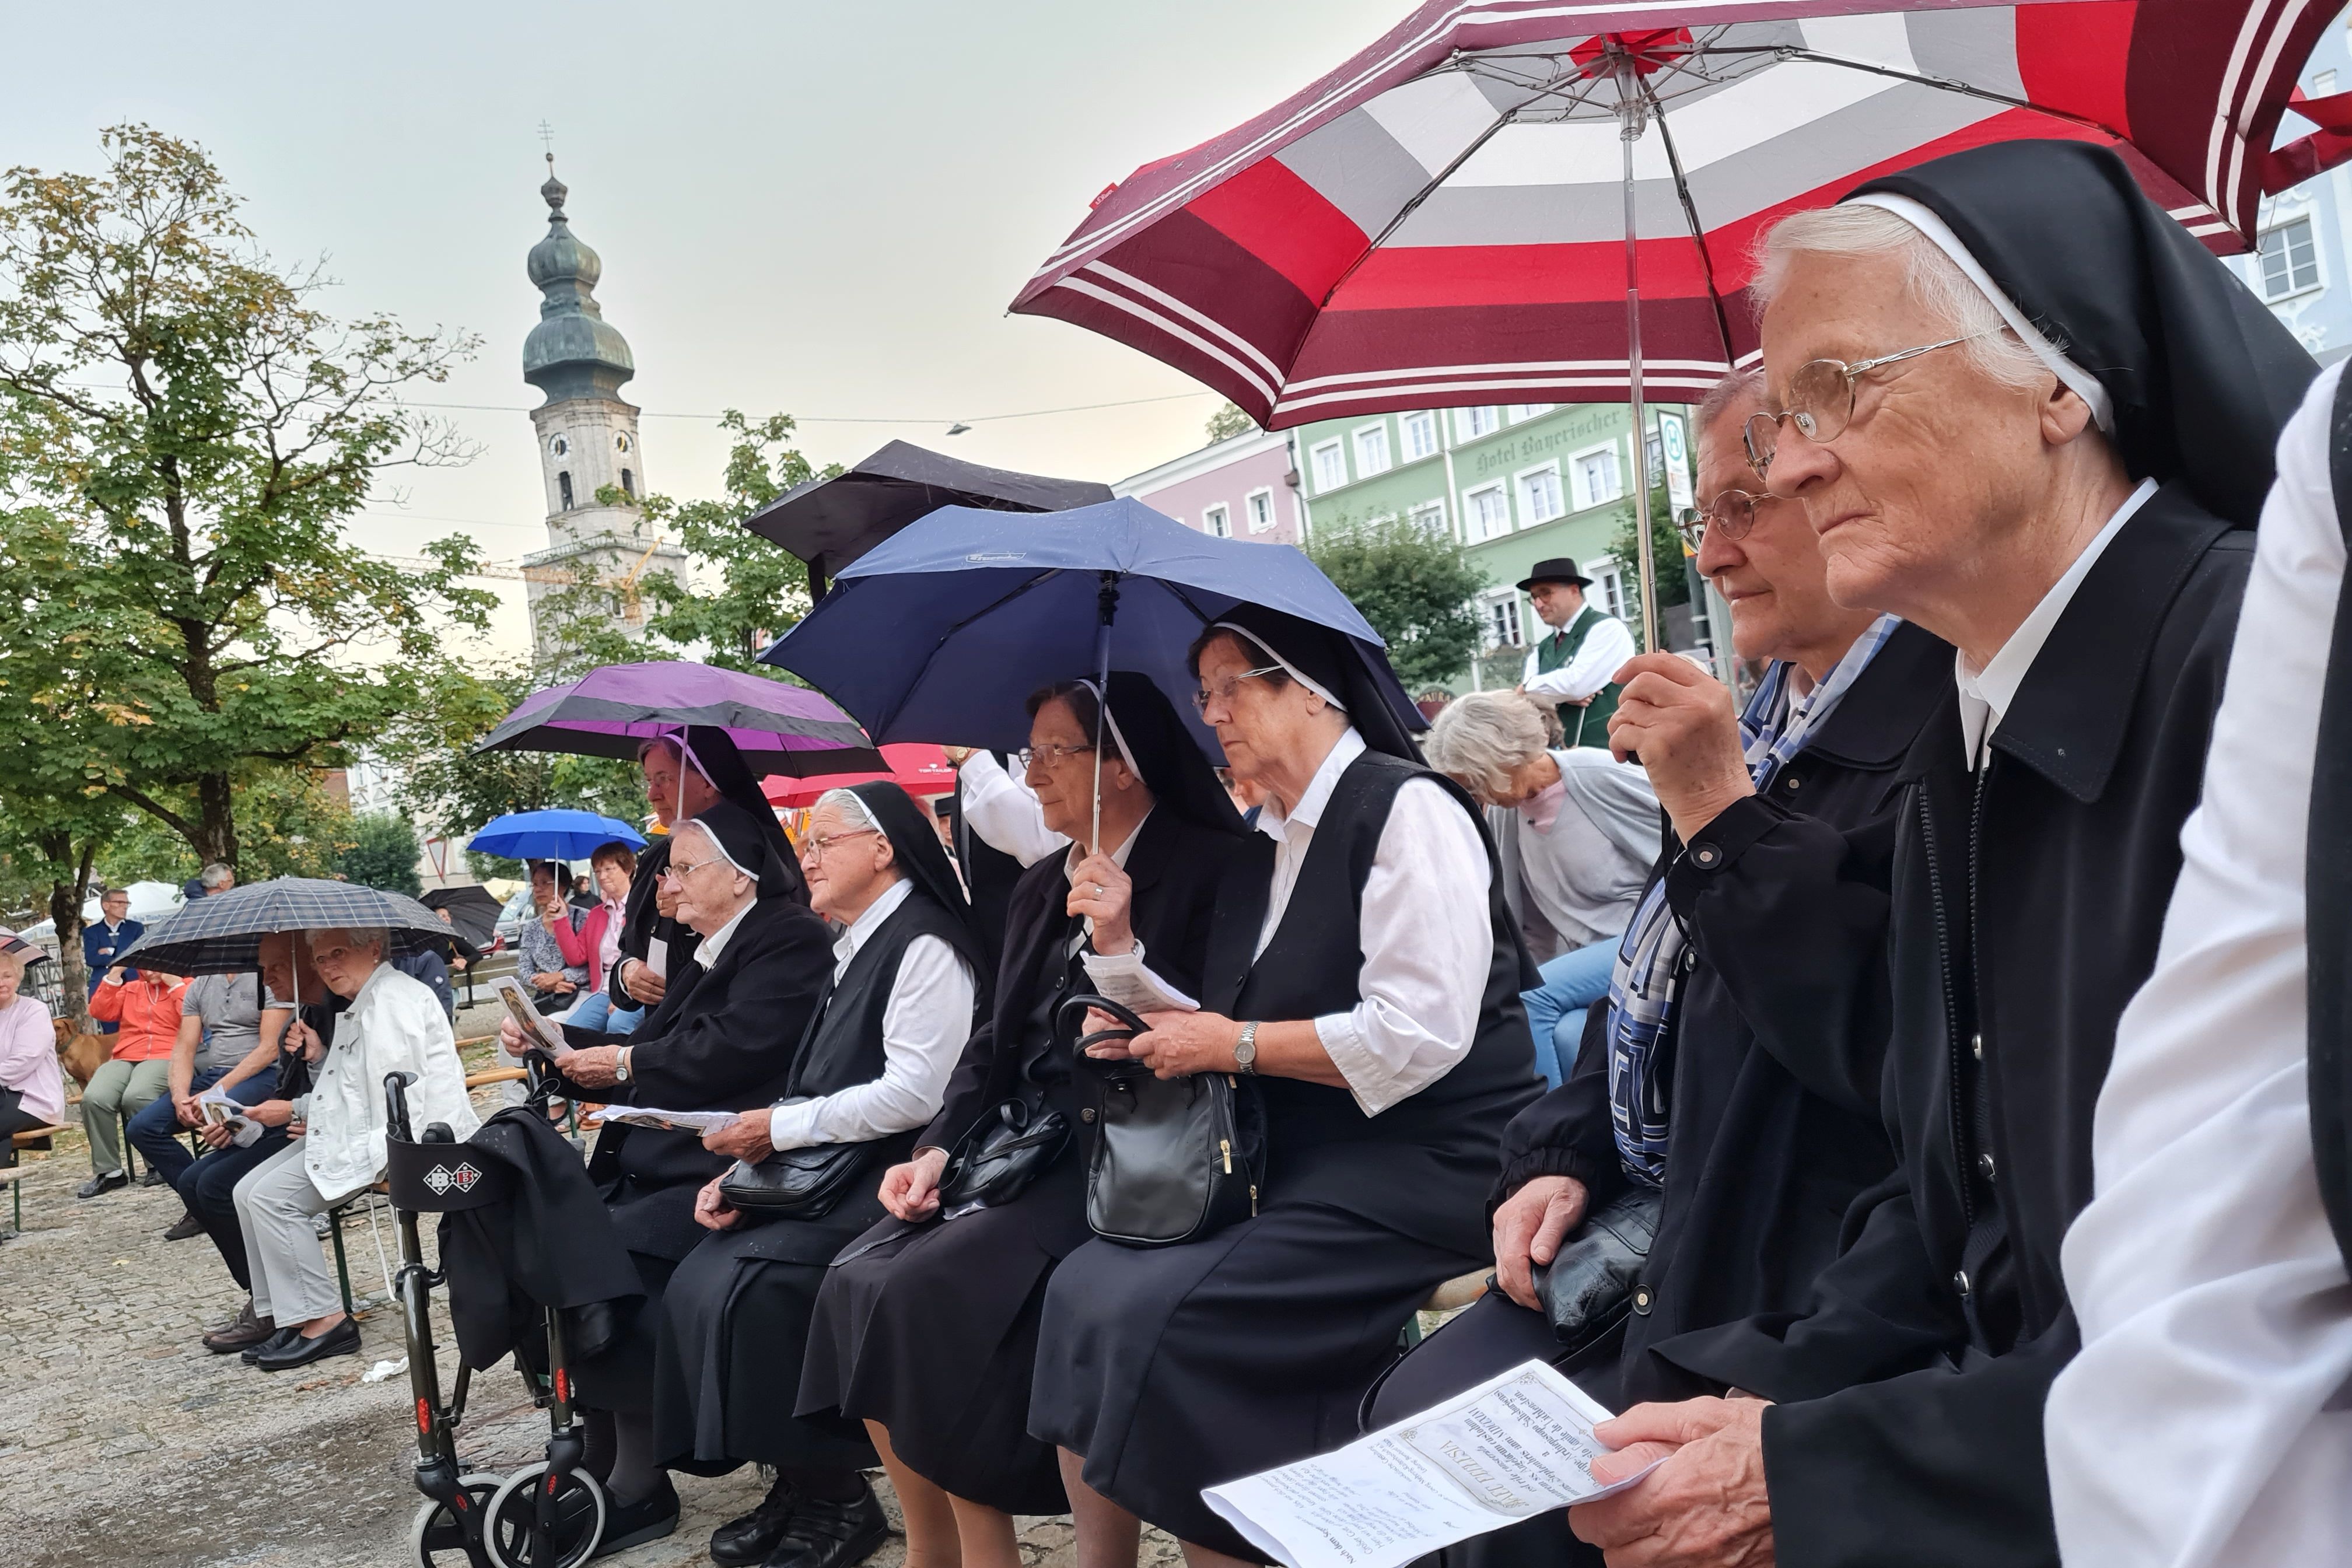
[1516,557,1592,592]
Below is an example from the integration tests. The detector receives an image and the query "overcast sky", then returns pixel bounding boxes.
[8,1,1394,653]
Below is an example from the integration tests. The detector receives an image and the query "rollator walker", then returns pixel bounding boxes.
[385,1056,607,1568]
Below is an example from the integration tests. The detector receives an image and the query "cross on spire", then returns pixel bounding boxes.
[537,119,556,174]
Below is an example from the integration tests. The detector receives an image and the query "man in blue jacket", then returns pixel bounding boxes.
[83,888,143,1033]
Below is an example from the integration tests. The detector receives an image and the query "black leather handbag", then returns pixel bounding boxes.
[939,1096,1072,1212]
[717,1098,875,1220]
[1073,994,1268,1249]
[1534,1186,1663,1357]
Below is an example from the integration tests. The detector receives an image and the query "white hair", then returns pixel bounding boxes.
[200,862,233,890]
[1423,691,1552,799]
[1752,204,2049,393]
[811,788,881,834]
[306,926,389,958]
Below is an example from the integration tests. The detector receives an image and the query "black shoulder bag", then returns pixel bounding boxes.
[1072,994,1268,1248]
[938,1096,1072,1212]
[717,1097,876,1220]
[2311,368,2352,1273]
[1533,1186,1663,1359]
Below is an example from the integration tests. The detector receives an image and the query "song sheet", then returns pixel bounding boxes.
[586,1106,741,1135]
[494,975,571,1054]
[1200,1360,1659,1568]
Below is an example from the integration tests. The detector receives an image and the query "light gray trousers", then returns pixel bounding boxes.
[231,1138,342,1325]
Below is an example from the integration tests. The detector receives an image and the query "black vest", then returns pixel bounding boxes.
[1204,748,1542,1252]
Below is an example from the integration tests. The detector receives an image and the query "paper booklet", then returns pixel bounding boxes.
[586,1106,741,1135]
[195,1086,263,1147]
[494,975,572,1055]
[1080,956,1200,1018]
[643,936,668,981]
[1201,1360,1662,1568]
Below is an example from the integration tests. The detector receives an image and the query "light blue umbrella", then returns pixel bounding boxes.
[467,810,647,862]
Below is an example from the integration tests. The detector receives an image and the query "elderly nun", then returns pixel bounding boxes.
[1030,603,1541,1566]
[650,782,987,1568]
[508,798,835,1556]
[799,673,1250,1568]
[1561,141,2316,1568]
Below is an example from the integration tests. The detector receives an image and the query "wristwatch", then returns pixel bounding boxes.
[1233,1021,1259,1074]
[613,1047,632,1084]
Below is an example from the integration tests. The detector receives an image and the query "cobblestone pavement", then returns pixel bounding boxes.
[0,1020,1177,1568]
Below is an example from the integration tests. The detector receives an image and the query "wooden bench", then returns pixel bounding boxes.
[6,1125,66,1236]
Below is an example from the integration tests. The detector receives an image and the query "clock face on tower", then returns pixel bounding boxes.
[549,434,570,459]
[615,432,633,454]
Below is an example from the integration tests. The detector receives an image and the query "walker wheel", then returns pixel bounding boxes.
[482,1461,606,1568]
[411,1473,503,1567]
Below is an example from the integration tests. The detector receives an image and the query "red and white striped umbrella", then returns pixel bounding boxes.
[1013,0,2338,428]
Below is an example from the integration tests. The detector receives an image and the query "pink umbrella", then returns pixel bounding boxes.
[762,744,959,810]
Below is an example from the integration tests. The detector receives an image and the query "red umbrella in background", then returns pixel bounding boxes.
[762,744,958,810]
[1013,0,2340,643]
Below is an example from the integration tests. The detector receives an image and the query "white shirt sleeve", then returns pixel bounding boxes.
[957,751,1070,868]
[766,936,978,1150]
[1312,779,1495,1115]
[2046,363,2352,1568]
[1522,615,1636,701]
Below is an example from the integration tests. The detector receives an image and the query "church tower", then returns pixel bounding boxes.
[520,158,687,657]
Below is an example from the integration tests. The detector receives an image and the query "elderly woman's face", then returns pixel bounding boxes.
[1756,248,2057,620]
[1024,697,1139,842]
[663,825,754,934]
[1196,634,1312,785]
[0,956,20,1007]
[308,929,383,1000]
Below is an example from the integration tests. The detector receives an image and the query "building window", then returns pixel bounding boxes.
[1354,422,1392,476]
[1504,402,1556,424]
[1202,502,1232,538]
[1310,439,1347,493]
[2259,217,2322,300]
[1569,443,1624,510]
[1478,589,1524,649]
[558,471,575,510]
[1455,406,1500,440]
[1402,411,1438,461]
[1518,463,1565,524]
[1591,561,1629,624]
[1245,488,1276,534]
[620,468,635,499]
[1408,499,1448,538]
[1464,482,1510,541]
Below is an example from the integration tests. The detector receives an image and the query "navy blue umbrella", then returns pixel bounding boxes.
[759,497,1420,760]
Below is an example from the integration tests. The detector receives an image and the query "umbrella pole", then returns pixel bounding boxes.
[1090,574,1119,856]
[1616,64,1661,657]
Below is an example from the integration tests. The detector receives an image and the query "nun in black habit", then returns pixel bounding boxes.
[1029,604,1542,1563]
[649,782,987,1568]
[798,673,1250,1568]
[528,798,834,1553]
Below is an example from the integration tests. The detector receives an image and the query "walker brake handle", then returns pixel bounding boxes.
[383,1070,421,1144]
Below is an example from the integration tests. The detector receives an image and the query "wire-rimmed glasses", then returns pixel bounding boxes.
[1016,742,1096,770]
[1673,489,1772,551]
[1191,666,1286,714]
[1741,330,1999,477]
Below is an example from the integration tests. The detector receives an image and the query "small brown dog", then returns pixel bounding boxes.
[53,1017,108,1093]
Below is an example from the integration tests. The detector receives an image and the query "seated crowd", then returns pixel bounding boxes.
[13,139,2345,1568]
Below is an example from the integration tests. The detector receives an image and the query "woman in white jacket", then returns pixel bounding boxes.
[231,925,478,1373]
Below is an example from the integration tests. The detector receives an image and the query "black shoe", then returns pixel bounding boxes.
[139,1168,169,1186]
[710,1475,798,1566]
[76,1171,128,1199]
[241,1325,302,1365]
[758,1482,886,1568]
[163,1209,205,1241]
[592,1476,680,1558]
[254,1316,361,1371]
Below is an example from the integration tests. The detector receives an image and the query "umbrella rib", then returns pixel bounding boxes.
[1758,47,2126,141]
[1639,72,1737,370]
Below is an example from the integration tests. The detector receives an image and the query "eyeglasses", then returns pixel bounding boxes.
[1673,489,1774,550]
[799,828,879,859]
[1017,742,1096,770]
[656,856,718,883]
[1191,666,1286,714]
[1741,330,1998,477]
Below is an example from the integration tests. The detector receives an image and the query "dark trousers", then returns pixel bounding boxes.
[170,1067,284,1293]
[0,1091,47,1166]
[126,1064,234,1185]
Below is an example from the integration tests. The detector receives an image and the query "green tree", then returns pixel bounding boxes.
[382,664,646,842]
[1303,516,1484,689]
[0,124,496,873]
[1204,400,1256,443]
[99,765,358,886]
[340,810,422,896]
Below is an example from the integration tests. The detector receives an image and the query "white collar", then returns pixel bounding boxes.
[693,898,757,968]
[1063,809,1152,881]
[1254,726,1366,842]
[347,961,395,1014]
[1956,478,2157,768]
[832,876,914,965]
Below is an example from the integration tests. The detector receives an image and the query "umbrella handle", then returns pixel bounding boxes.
[1090,575,1119,856]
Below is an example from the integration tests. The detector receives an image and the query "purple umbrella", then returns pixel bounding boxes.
[474,660,885,777]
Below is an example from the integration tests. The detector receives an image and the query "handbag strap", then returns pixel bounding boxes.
[1057,992,1151,1059]
[2312,366,2352,1275]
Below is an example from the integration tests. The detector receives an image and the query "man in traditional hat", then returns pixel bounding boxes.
[1517,558,1634,750]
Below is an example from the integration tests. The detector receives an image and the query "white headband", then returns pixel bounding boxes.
[677,818,757,883]
[1074,679,1142,777]
[1208,621,1348,713]
[1843,192,2114,434]
[638,730,719,789]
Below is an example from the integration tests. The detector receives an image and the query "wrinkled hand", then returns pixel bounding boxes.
[1493,1174,1590,1310]
[1066,852,1136,954]
[287,1020,326,1063]
[621,958,667,1006]
[692,1174,741,1231]
[198,1121,235,1150]
[531,971,565,992]
[1109,1010,1238,1079]
[247,1099,296,1129]
[555,1045,622,1089]
[174,1094,205,1129]
[287,1120,307,1139]
[1569,1397,1774,1567]
[880,1147,950,1222]
[1607,653,1756,842]
[704,1109,776,1162]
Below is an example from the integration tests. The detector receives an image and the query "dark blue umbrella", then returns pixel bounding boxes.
[468,810,648,862]
[760,497,1420,758]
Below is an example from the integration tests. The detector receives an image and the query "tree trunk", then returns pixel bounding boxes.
[194,770,239,872]
[43,836,94,1033]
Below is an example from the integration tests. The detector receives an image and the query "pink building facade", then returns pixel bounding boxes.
[1113,428,1304,544]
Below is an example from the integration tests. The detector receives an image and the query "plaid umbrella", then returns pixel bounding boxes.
[118,878,478,977]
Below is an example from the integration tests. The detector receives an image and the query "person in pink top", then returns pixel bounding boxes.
[81,961,186,1197]
[0,931,64,1163]
[551,841,644,1035]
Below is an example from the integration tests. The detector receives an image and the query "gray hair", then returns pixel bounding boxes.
[1752,204,2047,393]
[305,926,389,958]
[200,862,233,890]
[811,788,880,834]
[1422,691,1552,799]
[1695,365,1769,439]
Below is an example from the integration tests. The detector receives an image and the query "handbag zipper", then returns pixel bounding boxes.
[1220,1138,1232,1174]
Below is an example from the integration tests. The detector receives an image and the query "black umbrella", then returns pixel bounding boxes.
[741,440,1113,596]
[419,885,503,950]
[120,877,481,977]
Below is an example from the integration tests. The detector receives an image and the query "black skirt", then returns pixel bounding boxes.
[797,1147,1090,1516]
[1029,1195,1477,1559]
[572,1251,677,1415]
